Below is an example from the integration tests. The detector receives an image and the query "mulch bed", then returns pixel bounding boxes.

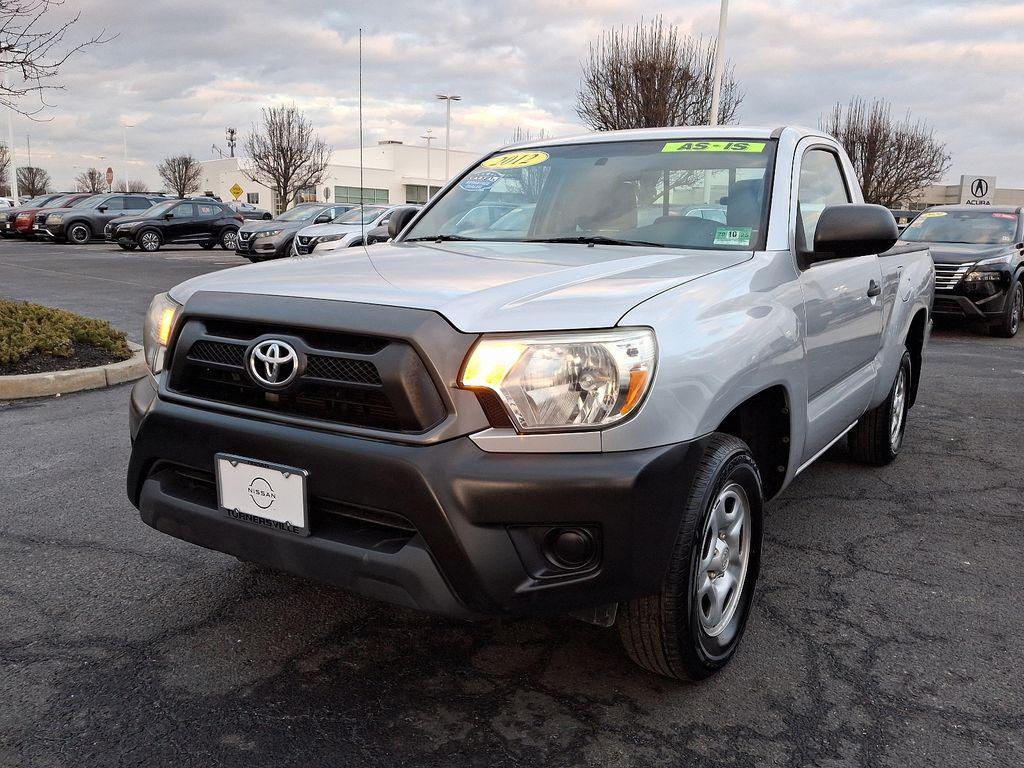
[0,341,127,376]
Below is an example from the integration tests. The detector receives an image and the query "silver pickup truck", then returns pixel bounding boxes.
[127,126,933,680]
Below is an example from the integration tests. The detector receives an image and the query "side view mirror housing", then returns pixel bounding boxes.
[388,207,419,239]
[807,204,898,263]
[97,205,108,212]
[163,213,174,220]
[314,213,331,224]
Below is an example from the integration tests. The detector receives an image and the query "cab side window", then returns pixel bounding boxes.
[105,197,126,211]
[170,203,195,218]
[197,204,217,217]
[797,149,851,248]
[125,197,152,210]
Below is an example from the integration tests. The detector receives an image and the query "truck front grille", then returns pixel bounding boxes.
[167,318,446,434]
[934,263,970,291]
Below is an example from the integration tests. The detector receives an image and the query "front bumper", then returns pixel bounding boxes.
[127,375,703,619]
[933,278,1015,322]
[235,233,290,259]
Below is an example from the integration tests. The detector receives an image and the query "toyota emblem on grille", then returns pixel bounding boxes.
[248,339,299,387]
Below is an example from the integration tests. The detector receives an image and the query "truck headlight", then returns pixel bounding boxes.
[460,328,657,431]
[143,292,181,374]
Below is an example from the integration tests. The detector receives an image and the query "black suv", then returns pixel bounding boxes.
[105,199,244,253]
[42,193,163,244]
[900,205,1024,337]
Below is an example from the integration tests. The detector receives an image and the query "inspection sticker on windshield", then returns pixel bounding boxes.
[460,170,504,191]
[482,151,549,169]
[714,227,752,246]
[662,141,766,153]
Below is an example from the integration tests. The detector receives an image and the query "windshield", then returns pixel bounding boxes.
[334,206,387,225]
[901,210,1019,245]
[42,195,75,209]
[139,200,177,218]
[276,204,321,222]
[404,138,776,250]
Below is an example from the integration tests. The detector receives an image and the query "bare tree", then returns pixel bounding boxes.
[0,0,112,117]
[576,17,742,131]
[16,164,48,195]
[114,178,148,193]
[505,127,550,199]
[821,97,951,208]
[0,142,9,194]
[156,153,202,198]
[240,105,330,210]
[74,166,104,192]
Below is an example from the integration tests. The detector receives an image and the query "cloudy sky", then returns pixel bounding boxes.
[8,0,1024,191]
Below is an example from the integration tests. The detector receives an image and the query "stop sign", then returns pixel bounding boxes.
[105,167,114,185]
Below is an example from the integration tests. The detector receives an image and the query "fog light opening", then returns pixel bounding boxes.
[544,528,596,570]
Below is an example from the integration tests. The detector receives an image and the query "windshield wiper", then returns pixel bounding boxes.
[525,235,666,248]
[403,234,481,242]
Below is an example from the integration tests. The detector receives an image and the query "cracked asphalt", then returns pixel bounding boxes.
[2,240,1022,767]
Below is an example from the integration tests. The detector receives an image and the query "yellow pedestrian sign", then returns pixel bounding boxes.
[229,183,244,200]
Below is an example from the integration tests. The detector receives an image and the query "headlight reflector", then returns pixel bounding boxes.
[965,270,1001,282]
[143,292,181,374]
[460,329,656,431]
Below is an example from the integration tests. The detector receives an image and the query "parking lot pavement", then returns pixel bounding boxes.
[0,239,247,342]
[2,240,1022,767]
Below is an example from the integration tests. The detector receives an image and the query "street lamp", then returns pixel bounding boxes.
[420,129,435,194]
[1,77,18,202]
[122,122,134,185]
[435,93,461,179]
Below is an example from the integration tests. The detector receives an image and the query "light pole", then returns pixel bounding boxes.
[435,94,461,179]
[709,0,730,127]
[122,122,134,186]
[420,129,435,194]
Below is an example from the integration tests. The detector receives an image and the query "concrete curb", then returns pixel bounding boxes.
[0,342,147,400]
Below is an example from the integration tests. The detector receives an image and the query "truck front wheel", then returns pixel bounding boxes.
[848,350,912,465]
[618,434,763,681]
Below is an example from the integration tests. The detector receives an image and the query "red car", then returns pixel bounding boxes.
[0,193,66,237]
[12,193,93,239]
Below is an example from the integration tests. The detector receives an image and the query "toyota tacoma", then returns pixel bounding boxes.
[127,126,934,680]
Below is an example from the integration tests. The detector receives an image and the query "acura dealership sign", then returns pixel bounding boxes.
[959,174,996,205]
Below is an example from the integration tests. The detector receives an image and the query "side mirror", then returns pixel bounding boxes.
[314,213,331,224]
[807,204,898,263]
[97,205,108,212]
[164,213,174,220]
[388,207,419,239]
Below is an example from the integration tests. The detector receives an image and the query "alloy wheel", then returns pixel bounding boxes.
[889,366,908,451]
[222,229,238,249]
[140,232,160,252]
[695,482,751,637]
[69,224,90,244]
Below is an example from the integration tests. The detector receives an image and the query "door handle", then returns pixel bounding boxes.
[867,280,881,297]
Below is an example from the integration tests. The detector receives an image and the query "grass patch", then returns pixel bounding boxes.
[0,299,131,368]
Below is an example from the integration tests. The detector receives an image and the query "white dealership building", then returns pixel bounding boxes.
[199,140,482,213]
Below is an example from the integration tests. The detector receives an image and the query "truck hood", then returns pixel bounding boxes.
[901,240,1017,265]
[169,241,751,332]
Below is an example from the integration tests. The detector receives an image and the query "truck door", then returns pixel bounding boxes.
[795,146,884,461]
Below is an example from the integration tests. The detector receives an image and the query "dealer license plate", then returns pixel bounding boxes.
[215,454,309,536]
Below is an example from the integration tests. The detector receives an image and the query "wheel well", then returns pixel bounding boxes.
[905,309,927,407]
[715,385,791,500]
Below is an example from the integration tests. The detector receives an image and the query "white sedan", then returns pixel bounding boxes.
[292,205,397,255]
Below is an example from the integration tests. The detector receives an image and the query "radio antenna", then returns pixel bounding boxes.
[358,27,365,247]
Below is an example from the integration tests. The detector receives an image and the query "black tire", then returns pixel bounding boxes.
[66,222,92,245]
[618,434,764,681]
[847,350,912,466]
[220,227,239,250]
[138,229,162,253]
[989,280,1022,338]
